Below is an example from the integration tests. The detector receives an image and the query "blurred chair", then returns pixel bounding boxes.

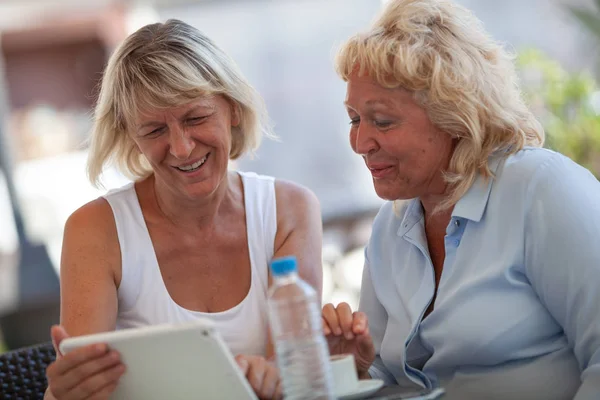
[0,341,55,399]
[0,299,59,350]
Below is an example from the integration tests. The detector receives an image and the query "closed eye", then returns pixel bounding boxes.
[145,126,165,137]
[349,117,360,127]
[374,120,392,129]
[187,116,208,125]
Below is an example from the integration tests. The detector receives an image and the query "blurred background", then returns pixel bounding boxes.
[0,0,599,353]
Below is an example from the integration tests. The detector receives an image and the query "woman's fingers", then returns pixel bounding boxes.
[323,303,367,340]
[274,380,283,400]
[46,344,125,400]
[235,355,250,375]
[322,316,332,336]
[247,359,267,395]
[335,302,355,340]
[259,362,279,399]
[351,311,368,335]
[322,303,342,336]
[61,350,122,393]
[50,325,69,357]
[67,362,125,400]
[237,355,281,400]
[84,381,119,400]
[47,344,109,378]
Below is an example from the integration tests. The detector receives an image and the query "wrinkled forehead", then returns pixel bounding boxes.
[119,82,219,131]
[344,71,408,110]
[133,95,219,125]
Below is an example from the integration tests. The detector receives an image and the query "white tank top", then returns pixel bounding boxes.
[103,171,276,357]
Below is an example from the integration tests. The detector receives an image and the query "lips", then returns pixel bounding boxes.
[172,153,211,177]
[367,162,395,179]
[172,152,210,174]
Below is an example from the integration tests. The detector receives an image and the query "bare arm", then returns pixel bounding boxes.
[272,179,323,298]
[44,198,123,399]
[264,179,323,359]
[59,197,121,335]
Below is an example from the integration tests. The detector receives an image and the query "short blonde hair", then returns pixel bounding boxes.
[87,19,274,186]
[335,0,544,211]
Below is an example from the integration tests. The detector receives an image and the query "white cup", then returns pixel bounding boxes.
[330,354,360,396]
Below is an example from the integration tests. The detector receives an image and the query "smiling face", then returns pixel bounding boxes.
[345,71,455,201]
[130,95,239,200]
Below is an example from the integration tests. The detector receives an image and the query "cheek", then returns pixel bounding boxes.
[225,129,234,149]
[201,123,230,146]
[131,140,149,158]
[137,139,168,163]
[409,144,448,177]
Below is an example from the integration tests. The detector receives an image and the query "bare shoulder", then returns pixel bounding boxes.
[274,179,321,224]
[273,179,322,254]
[65,197,115,233]
[272,179,323,298]
[62,196,120,282]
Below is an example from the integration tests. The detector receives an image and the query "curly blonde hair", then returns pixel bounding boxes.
[335,0,544,211]
[87,19,274,187]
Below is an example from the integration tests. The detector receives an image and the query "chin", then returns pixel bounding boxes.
[186,182,219,199]
[374,188,400,201]
[373,183,412,202]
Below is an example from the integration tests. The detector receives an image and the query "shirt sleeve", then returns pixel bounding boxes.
[524,153,600,400]
[359,248,397,385]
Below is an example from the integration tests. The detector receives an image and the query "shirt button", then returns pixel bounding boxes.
[453,239,460,246]
[454,219,460,227]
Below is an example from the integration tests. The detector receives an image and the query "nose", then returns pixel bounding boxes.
[169,126,195,160]
[351,123,379,156]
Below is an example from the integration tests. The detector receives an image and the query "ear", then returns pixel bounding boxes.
[230,101,241,128]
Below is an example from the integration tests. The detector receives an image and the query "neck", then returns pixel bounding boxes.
[419,181,453,229]
[151,172,236,229]
[419,140,457,224]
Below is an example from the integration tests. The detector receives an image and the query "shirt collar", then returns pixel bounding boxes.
[396,155,504,235]
[396,199,423,236]
[451,155,503,222]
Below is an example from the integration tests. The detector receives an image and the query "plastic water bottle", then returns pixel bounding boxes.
[268,256,335,400]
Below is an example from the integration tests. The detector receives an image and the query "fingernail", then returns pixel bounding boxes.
[334,328,342,336]
[345,332,354,340]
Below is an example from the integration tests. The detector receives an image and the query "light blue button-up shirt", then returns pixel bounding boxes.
[360,147,600,400]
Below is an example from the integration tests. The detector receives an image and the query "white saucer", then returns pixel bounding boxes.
[337,379,384,400]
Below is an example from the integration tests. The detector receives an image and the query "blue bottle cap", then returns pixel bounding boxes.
[270,256,298,276]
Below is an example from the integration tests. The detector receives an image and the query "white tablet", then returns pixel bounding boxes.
[59,321,258,400]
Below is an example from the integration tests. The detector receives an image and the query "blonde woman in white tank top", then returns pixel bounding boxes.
[44,20,323,400]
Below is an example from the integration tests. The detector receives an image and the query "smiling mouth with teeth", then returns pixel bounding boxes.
[175,153,209,172]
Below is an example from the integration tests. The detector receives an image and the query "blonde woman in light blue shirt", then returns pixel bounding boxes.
[321,1,600,399]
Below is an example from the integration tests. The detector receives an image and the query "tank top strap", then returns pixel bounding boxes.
[103,182,153,312]
[237,171,277,295]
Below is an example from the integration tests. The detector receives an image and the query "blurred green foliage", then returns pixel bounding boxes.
[517,48,600,178]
